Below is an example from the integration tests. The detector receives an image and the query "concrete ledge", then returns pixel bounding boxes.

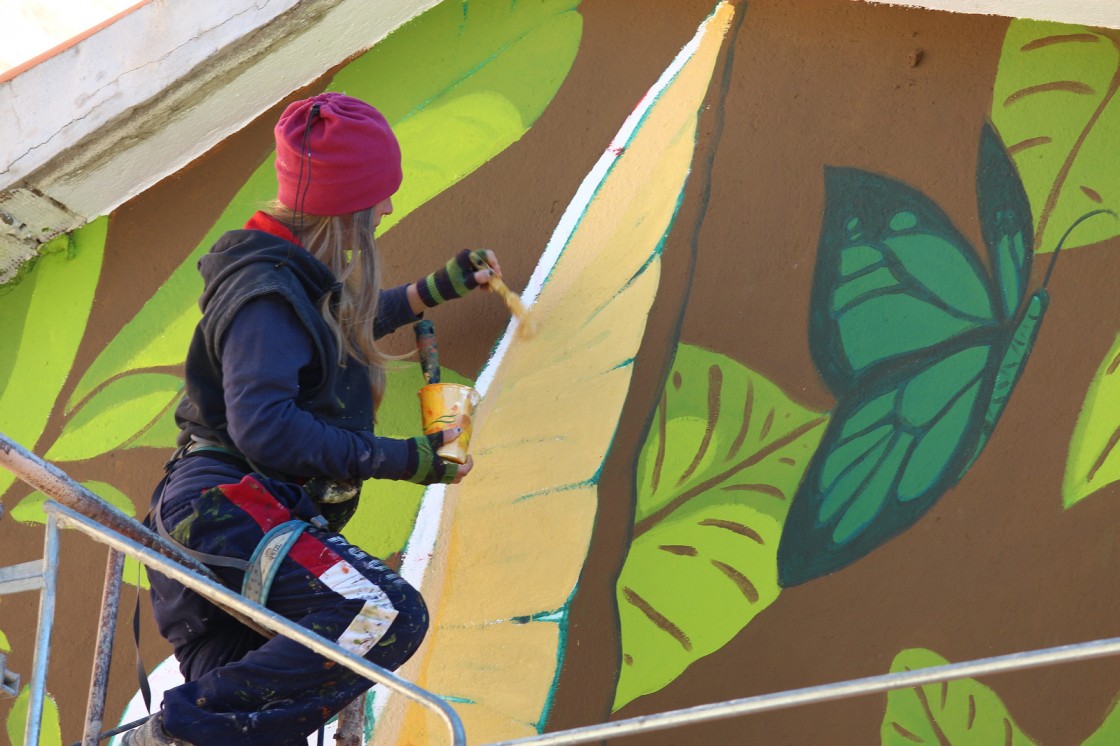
[860,0,1120,28]
[0,0,436,282]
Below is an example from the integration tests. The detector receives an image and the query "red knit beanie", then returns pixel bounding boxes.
[274,92,403,216]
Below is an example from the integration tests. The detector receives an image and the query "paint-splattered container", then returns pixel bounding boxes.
[418,383,481,465]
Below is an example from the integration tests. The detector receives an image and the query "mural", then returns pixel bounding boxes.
[3,0,1120,744]
[778,123,1111,587]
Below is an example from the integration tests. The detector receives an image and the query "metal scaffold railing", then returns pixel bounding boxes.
[4,427,1120,746]
[0,432,465,746]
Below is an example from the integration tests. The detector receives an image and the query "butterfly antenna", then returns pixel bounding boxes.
[1041,208,1118,289]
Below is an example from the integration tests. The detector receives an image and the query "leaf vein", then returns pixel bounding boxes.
[622,586,691,651]
[710,559,759,603]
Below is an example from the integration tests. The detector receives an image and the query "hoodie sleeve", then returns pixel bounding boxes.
[373,283,422,339]
[220,295,415,481]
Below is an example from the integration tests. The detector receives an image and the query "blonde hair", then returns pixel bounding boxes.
[267,201,389,410]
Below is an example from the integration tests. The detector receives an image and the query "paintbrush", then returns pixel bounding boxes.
[413,320,441,384]
[472,252,538,339]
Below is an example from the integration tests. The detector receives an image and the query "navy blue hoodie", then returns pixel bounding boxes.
[174,212,420,482]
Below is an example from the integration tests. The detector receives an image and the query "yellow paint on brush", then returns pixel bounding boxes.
[376,5,736,743]
[490,274,538,339]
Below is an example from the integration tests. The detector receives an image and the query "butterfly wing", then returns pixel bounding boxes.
[958,122,1040,472]
[977,121,1033,321]
[810,166,1002,396]
[778,341,999,586]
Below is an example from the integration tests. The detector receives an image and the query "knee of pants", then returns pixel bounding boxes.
[370,582,429,670]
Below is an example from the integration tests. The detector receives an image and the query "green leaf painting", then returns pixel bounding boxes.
[778,123,1046,587]
[1064,332,1120,507]
[1084,695,1120,746]
[0,220,106,499]
[992,22,1120,252]
[48,374,184,462]
[5,686,61,746]
[614,344,827,710]
[881,649,1035,745]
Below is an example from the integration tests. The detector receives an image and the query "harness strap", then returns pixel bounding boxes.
[154,443,326,604]
[153,491,252,572]
[241,520,310,606]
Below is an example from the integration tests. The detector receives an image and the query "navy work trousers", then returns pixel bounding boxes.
[147,465,427,745]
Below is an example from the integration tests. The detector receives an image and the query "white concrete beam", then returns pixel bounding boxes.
[860,0,1120,29]
[0,0,437,282]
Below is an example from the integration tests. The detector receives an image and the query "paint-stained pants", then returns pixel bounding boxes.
[147,473,428,746]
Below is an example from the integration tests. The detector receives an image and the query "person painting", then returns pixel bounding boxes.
[125,92,500,745]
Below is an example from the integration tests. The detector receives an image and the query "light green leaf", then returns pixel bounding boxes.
[5,686,61,746]
[1064,332,1120,507]
[347,362,470,559]
[882,648,1036,745]
[992,22,1120,252]
[378,93,526,234]
[0,626,9,652]
[614,344,827,710]
[64,167,274,412]
[329,0,582,234]
[0,220,106,500]
[123,392,183,451]
[123,556,150,591]
[47,374,183,462]
[1084,694,1120,746]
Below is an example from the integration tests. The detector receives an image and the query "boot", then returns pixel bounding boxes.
[121,712,195,745]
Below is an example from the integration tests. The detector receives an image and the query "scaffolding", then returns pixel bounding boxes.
[4,430,1120,746]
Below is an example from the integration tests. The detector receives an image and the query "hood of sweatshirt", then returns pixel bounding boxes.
[196,212,341,313]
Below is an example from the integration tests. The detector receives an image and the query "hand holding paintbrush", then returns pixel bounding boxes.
[470,251,538,339]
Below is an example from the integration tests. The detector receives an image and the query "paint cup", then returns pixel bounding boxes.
[418,383,481,465]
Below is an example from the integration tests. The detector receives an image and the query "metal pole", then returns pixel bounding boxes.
[44,501,467,746]
[0,432,215,579]
[22,515,59,746]
[334,696,366,746]
[0,431,270,637]
[82,549,125,746]
[492,636,1120,746]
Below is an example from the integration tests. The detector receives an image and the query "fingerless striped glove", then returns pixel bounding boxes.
[415,249,489,307]
[402,431,458,485]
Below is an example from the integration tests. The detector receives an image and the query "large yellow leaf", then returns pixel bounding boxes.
[372,4,738,743]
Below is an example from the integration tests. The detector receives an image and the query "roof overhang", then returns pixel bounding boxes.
[0,0,437,282]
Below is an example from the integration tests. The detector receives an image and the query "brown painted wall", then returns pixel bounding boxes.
[3,0,1120,743]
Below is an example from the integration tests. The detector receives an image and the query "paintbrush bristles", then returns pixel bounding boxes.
[489,275,538,339]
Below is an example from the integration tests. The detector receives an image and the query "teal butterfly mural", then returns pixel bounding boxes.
[778,123,1051,587]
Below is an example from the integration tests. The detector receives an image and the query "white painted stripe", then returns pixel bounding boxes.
[319,560,399,656]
